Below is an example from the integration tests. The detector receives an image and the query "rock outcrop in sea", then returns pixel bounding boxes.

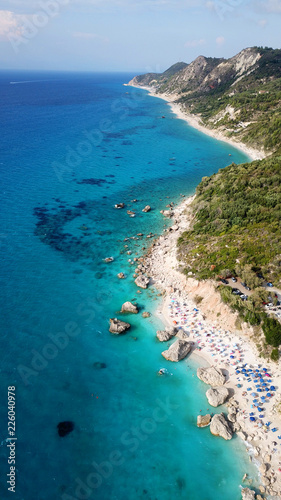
[197,366,226,386]
[197,414,211,428]
[157,326,178,342]
[241,488,256,500]
[142,311,151,318]
[135,275,150,288]
[206,387,229,407]
[210,413,233,440]
[109,318,131,334]
[121,301,139,314]
[161,339,191,361]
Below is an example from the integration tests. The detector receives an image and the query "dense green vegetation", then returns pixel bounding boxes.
[178,156,281,285]
[262,317,281,347]
[177,155,281,349]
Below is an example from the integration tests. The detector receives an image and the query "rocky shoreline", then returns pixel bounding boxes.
[134,195,281,499]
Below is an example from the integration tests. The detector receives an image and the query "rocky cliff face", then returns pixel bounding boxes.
[158,56,223,94]
[199,48,261,92]
[129,61,188,88]
[129,48,262,95]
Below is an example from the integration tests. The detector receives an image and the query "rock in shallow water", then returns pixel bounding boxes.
[157,326,177,342]
[197,366,226,386]
[134,275,150,289]
[210,413,233,440]
[142,205,151,212]
[109,318,131,334]
[206,387,229,407]
[121,301,138,314]
[57,421,74,437]
[161,340,191,362]
[197,414,211,428]
[142,311,151,318]
[241,488,256,500]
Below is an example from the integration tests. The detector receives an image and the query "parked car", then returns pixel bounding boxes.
[241,282,246,287]
[231,277,237,282]
[240,294,248,301]
[267,282,273,287]
[245,285,251,291]
[221,279,229,284]
[232,288,241,295]
[257,273,264,279]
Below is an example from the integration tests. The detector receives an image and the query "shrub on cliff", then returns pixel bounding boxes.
[263,317,281,347]
[271,348,279,362]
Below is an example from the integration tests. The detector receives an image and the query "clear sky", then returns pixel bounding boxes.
[0,0,280,72]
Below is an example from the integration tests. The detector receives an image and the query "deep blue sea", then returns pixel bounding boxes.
[0,71,258,500]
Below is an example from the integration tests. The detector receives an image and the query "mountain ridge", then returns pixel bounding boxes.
[129,46,281,154]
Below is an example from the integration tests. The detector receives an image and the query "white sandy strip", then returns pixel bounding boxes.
[128,84,266,161]
[145,196,281,495]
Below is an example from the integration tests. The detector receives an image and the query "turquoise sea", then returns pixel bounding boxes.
[0,71,258,499]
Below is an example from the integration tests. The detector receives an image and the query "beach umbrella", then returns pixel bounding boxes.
[257,389,262,392]
[257,407,263,412]
[251,392,257,396]
[263,368,267,371]
[250,417,256,421]
[230,355,234,359]
[262,383,267,387]
[253,399,258,403]
[266,392,271,397]
[270,386,276,391]
[249,412,255,416]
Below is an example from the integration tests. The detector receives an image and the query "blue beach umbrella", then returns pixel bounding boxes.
[250,417,256,421]
[249,412,255,416]
[257,389,262,392]
[270,386,276,391]
[251,392,257,396]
